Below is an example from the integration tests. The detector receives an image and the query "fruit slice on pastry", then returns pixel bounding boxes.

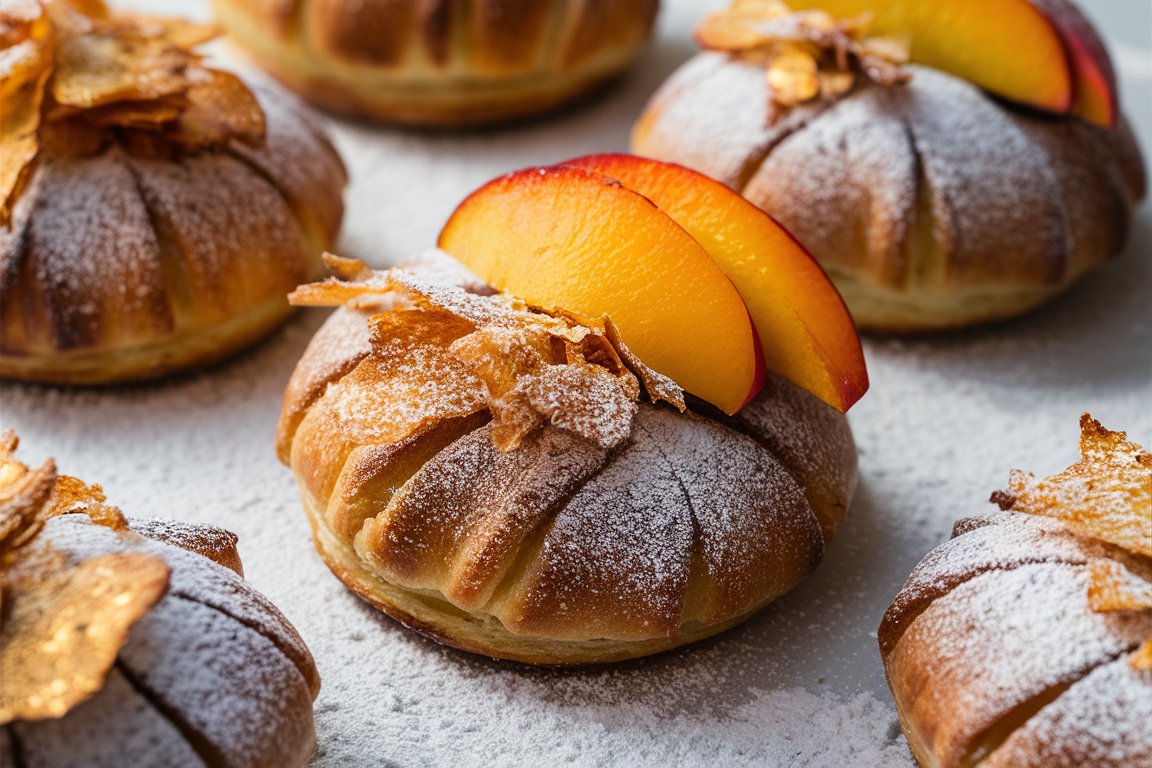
[438,165,764,414]
[564,153,867,413]
[788,0,1115,126]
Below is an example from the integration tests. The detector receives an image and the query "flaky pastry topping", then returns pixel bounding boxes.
[0,0,265,225]
[695,0,909,123]
[290,254,686,452]
[0,432,170,723]
[991,414,1152,669]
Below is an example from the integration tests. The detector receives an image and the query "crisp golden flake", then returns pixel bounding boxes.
[995,414,1152,558]
[0,547,169,723]
[695,0,910,122]
[0,434,169,723]
[0,0,267,224]
[290,262,688,452]
[1087,560,1152,613]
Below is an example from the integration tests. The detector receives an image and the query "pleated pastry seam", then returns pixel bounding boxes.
[112,658,225,768]
[956,642,1144,768]
[710,412,826,553]
[0,187,37,353]
[220,145,318,253]
[902,115,950,295]
[879,555,1094,659]
[478,436,626,619]
[120,154,194,328]
[633,415,703,632]
[734,101,833,199]
[166,592,318,697]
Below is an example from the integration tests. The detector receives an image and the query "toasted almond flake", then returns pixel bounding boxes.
[998,414,1152,558]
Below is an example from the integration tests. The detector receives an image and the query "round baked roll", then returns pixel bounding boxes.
[0,435,321,768]
[276,256,857,665]
[632,15,1146,331]
[879,415,1152,767]
[0,1,347,384]
[212,0,659,126]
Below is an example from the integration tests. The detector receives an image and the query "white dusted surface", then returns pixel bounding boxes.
[2,1,1150,765]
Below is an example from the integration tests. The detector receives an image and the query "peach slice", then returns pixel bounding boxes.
[788,0,1080,120]
[1030,0,1117,127]
[565,153,867,413]
[438,165,764,414]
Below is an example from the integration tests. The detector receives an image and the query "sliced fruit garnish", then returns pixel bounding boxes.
[565,153,867,412]
[438,165,764,414]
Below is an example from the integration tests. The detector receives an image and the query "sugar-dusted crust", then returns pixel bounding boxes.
[0,87,346,384]
[633,56,1146,331]
[879,419,1152,768]
[213,0,658,126]
[278,290,857,665]
[3,514,320,768]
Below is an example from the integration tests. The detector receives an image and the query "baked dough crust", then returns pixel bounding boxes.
[213,0,658,126]
[0,87,346,385]
[278,292,858,665]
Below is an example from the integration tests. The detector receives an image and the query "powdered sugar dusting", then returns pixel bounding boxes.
[127,150,309,316]
[118,597,315,767]
[13,668,206,768]
[984,656,1152,768]
[879,511,1145,655]
[901,67,1068,286]
[27,149,171,349]
[889,562,1152,765]
[511,407,696,636]
[747,78,916,288]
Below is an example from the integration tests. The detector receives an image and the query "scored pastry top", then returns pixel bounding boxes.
[0,433,320,768]
[276,254,857,662]
[880,415,1152,768]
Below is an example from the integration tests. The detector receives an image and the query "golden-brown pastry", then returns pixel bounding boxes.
[0,433,321,768]
[632,3,1146,331]
[275,254,857,665]
[212,0,659,127]
[879,415,1152,767]
[0,1,347,384]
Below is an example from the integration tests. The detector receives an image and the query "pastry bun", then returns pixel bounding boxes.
[879,416,1152,767]
[633,53,1145,332]
[0,436,321,768]
[212,0,659,127]
[276,257,857,665]
[0,4,347,384]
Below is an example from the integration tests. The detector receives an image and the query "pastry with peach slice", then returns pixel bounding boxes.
[438,164,765,415]
[562,153,866,413]
[276,254,858,664]
[786,0,1116,127]
[633,0,1145,331]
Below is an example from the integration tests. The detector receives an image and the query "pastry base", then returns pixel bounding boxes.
[300,488,773,666]
[0,300,296,385]
[215,1,636,128]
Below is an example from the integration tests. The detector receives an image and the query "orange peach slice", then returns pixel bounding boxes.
[789,0,1077,119]
[565,154,867,413]
[438,165,764,414]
